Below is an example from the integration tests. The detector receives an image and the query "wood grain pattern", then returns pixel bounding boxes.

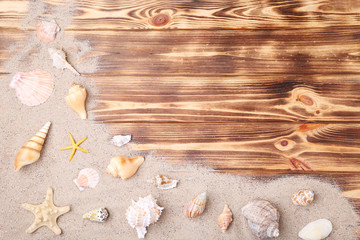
[1,0,360,30]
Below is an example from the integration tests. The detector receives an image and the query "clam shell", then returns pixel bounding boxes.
[109,134,132,147]
[241,199,280,239]
[292,190,315,206]
[148,174,178,190]
[298,219,332,240]
[218,204,233,232]
[126,195,163,239]
[184,192,207,218]
[36,20,60,43]
[73,168,99,191]
[10,69,54,106]
[83,207,109,222]
[106,156,145,180]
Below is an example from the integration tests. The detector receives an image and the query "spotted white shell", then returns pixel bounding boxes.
[292,190,315,206]
[83,207,109,222]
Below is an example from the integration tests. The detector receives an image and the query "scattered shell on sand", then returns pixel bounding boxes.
[48,48,80,75]
[14,122,51,171]
[126,195,163,239]
[83,207,109,222]
[148,174,178,190]
[292,190,315,206]
[73,168,99,191]
[10,69,54,106]
[36,20,60,43]
[184,192,207,218]
[218,204,233,232]
[109,134,132,147]
[241,199,280,239]
[298,219,332,240]
[106,156,145,180]
[65,83,87,120]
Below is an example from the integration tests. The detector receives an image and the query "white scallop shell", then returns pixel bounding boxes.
[148,174,178,190]
[10,69,54,106]
[109,134,132,147]
[73,168,99,191]
[299,219,332,240]
[126,195,163,239]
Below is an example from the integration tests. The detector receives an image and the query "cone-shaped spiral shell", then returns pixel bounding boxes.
[10,69,54,106]
[298,219,332,240]
[218,204,233,232]
[109,134,132,147]
[65,83,87,120]
[126,195,163,239]
[241,199,280,239]
[36,20,60,43]
[48,48,80,75]
[83,207,109,222]
[292,190,315,207]
[184,192,207,218]
[14,122,51,171]
[73,168,99,191]
[148,174,178,190]
[106,156,145,180]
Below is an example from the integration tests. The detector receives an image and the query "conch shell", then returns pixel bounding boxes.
[14,122,51,171]
[298,219,332,240]
[48,48,80,75]
[184,192,207,218]
[241,199,280,239]
[126,195,163,239]
[83,207,109,222]
[65,83,87,120]
[148,174,178,190]
[105,156,145,179]
[36,20,60,43]
[218,204,233,232]
[292,189,315,206]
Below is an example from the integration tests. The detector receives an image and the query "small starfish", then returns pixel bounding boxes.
[60,133,89,161]
[22,188,70,235]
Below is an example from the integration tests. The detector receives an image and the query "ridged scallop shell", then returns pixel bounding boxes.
[65,83,87,119]
[218,204,233,232]
[83,207,109,222]
[73,168,99,191]
[109,134,132,147]
[36,20,60,43]
[148,174,178,190]
[106,156,145,180]
[184,192,207,218]
[126,195,163,239]
[299,219,332,240]
[241,199,280,239]
[14,122,51,171]
[292,190,315,206]
[10,69,54,106]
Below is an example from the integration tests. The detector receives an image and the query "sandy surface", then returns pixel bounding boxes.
[0,1,359,239]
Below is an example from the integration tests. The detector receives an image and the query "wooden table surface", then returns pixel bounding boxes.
[1,0,360,227]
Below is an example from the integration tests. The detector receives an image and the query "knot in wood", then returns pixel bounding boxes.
[149,13,170,27]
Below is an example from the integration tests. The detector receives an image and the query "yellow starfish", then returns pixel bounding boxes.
[22,188,70,235]
[60,133,89,161]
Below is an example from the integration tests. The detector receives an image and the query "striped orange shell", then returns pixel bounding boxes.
[184,192,207,218]
[292,190,315,206]
[218,204,233,232]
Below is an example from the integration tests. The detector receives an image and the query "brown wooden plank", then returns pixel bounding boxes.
[103,122,360,172]
[1,28,360,76]
[1,0,360,30]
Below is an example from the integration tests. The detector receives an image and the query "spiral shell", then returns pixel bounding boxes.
[83,207,109,222]
[106,156,145,180]
[241,199,280,239]
[299,219,332,240]
[292,190,315,206]
[14,122,51,171]
[184,192,207,218]
[48,48,80,75]
[65,83,87,120]
[73,168,99,191]
[218,204,233,232]
[36,20,60,43]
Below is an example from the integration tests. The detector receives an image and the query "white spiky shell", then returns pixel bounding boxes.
[73,168,99,191]
[126,195,163,239]
[48,48,80,75]
[148,174,178,190]
[298,219,332,240]
[184,192,207,218]
[10,69,54,106]
[109,134,132,147]
[36,20,60,43]
[292,190,315,206]
[241,200,280,239]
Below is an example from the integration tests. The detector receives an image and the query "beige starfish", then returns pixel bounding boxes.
[22,188,70,235]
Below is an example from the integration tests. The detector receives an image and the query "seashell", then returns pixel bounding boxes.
[109,134,132,147]
[65,83,87,120]
[73,168,99,191]
[218,204,233,232]
[184,192,207,218]
[10,69,54,106]
[48,48,80,75]
[241,199,280,239]
[292,190,315,206]
[148,174,178,190]
[106,156,145,180]
[126,195,163,239]
[14,122,51,171]
[83,207,109,222]
[298,219,332,240]
[36,20,60,43]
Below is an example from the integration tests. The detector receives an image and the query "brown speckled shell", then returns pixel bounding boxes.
[292,190,315,206]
